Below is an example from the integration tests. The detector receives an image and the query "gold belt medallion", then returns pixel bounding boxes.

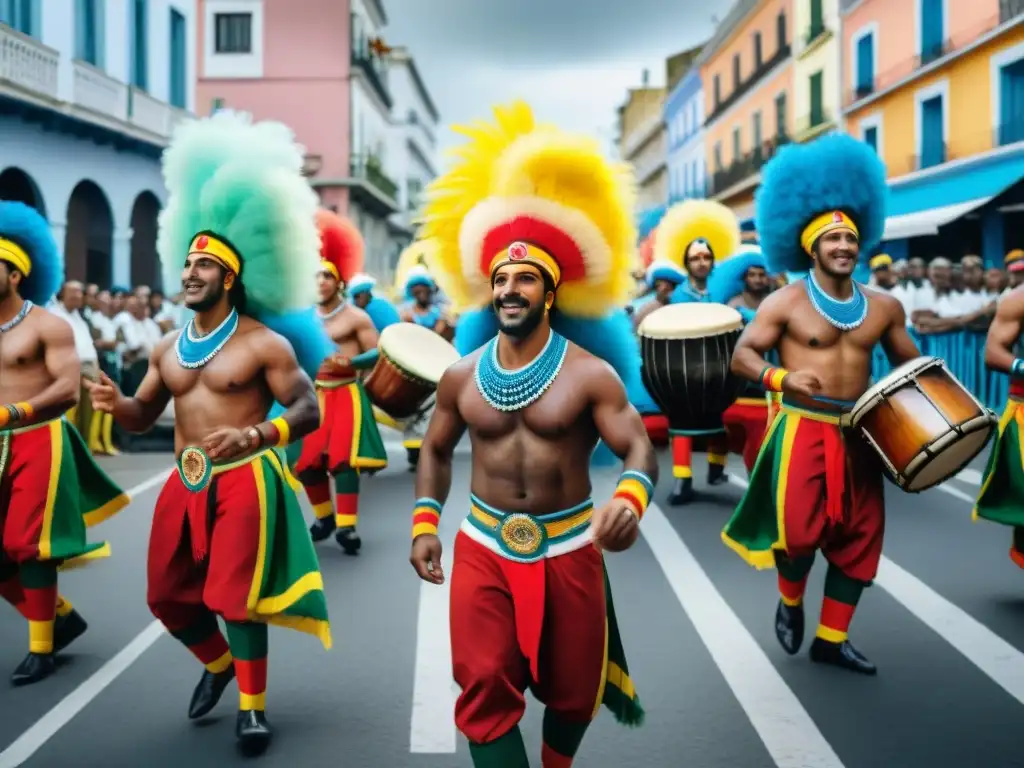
[499,513,545,557]
[179,446,212,492]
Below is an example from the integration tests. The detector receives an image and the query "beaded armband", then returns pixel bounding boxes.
[269,417,290,447]
[411,497,443,539]
[759,366,790,393]
[612,470,655,521]
[1012,358,1024,378]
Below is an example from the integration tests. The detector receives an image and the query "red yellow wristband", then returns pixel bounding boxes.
[759,366,789,392]
[270,417,290,447]
[411,497,443,539]
[612,470,654,521]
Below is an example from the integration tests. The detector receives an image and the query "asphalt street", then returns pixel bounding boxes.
[1,432,1024,767]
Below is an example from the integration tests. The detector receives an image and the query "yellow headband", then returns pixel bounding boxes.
[320,260,340,280]
[189,233,241,275]
[489,241,562,287]
[869,254,892,270]
[800,211,859,255]
[0,237,31,276]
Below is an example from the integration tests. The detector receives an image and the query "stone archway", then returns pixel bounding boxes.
[0,167,46,215]
[64,180,113,287]
[129,191,162,290]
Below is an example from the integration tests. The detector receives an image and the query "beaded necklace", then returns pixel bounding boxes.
[317,299,346,322]
[805,271,867,331]
[176,309,239,369]
[475,330,568,412]
[0,300,32,334]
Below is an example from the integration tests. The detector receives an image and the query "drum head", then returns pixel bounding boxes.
[850,356,940,426]
[905,423,994,492]
[378,323,461,383]
[638,303,743,339]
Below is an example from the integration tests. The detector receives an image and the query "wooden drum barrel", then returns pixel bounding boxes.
[363,324,461,420]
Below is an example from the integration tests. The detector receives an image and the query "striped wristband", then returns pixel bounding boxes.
[612,470,655,521]
[759,366,790,392]
[411,497,443,539]
[1012,359,1024,378]
[270,417,290,447]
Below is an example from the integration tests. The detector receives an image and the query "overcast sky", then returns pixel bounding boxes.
[382,0,717,161]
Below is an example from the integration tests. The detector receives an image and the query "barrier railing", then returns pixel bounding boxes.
[870,329,1008,411]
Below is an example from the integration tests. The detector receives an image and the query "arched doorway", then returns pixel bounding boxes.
[0,167,46,215]
[130,191,161,290]
[64,180,113,287]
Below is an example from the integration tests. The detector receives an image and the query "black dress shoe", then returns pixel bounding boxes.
[335,526,361,555]
[308,517,336,542]
[236,710,273,756]
[775,599,804,655]
[406,447,420,469]
[188,666,236,719]
[809,637,877,675]
[707,464,729,485]
[11,652,56,686]
[54,609,89,653]
[667,477,695,506]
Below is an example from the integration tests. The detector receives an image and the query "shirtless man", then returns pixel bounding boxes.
[88,110,331,754]
[722,134,920,676]
[973,286,1024,565]
[411,101,655,768]
[0,201,127,686]
[292,211,388,554]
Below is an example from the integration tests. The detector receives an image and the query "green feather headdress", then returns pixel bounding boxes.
[157,110,320,316]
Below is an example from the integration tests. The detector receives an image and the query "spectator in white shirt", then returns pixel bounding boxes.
[912,257,990,333]
[984,268,1007,302]
[50,281,103,449]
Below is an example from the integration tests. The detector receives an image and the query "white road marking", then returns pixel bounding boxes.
[937,482,978,504]
[641,501,846,768]
[955,468,983,486]
[0,470,173,768]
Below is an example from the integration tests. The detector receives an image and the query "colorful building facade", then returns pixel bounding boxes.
[793,0,841,142]
[841,0,1024,264]
[699,0,794,228]
[665,66,706,205]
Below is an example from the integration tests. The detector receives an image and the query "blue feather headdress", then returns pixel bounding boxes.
[0,201,63,306]
[363,295,401,331]
[347,272,376,297]
[646,259,687,287]
[708,245,767,304]
[755,134,888,275]
[404,266,435,300]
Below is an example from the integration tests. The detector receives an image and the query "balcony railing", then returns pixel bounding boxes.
[350,36,391,109]
[0,24,58,101]
[128,87,171,135]
[708,133,790,196]
[72,59,128,121]
[350,152,398,201]
[803,21,828,48]
[707,43,791,124]
[794,108,834,138]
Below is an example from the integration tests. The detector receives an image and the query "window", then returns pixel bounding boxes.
[214,12,251,54]
[775,92,787,136]
[732,126,741,160]
[808,0,824,40]
[169,9,186,108]
[0,0,36,36]
[998,55,1024,145]
[75,0,103,66]
[777,11,787,49]
[714,142,723,171]
[920,0,944,64]
[920,94,945,168]
[732,54,741,90]
[810,71,824,126]
[754,31,763,66]
[864,126,879,151]
[713,74,721,106]
[407,178,424,211]
[131,0,147,89]
[855,31,875,97]
[752,111,762,150]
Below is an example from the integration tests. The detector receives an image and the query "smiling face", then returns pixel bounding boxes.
[812,228,860,278]
[491,263,553,339]
[316,270,339,305]
[181,253,230,311]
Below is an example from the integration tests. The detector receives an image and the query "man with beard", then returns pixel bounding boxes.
[87,111,331,755]
[0,201,128,686]
[867,254,898,291]
[292,211,388,555]
[722,134,921,676]
[725,253,772,314]
[648,199,742,505]
[410,101,654,768]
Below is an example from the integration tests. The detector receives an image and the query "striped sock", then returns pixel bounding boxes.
[670,433,692,479]
[816,563,864,643]
[20,561,57,655]
[334,467,359,528]
[168,614,233,673]
[303,479,333,521]
[775,551,814,607]
[226,621,268,711]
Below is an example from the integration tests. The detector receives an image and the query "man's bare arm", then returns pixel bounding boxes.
[415,363,469,510]
[731,288,790,381]
[985,288,1024,374]
[112,335,174,433]
[254,330,319,445]
[25,313,81,424]
[590,361,658,485]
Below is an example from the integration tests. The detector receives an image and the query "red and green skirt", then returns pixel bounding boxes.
[973,397,1024,528]
[0,418,128,567]
[721,402,886,583]
[292,379,388,477]
[147,449,331,648]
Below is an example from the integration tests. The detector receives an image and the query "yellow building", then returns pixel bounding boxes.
[840,0,1024,263]
[793,0,841,141]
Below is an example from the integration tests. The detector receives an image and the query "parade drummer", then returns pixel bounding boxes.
[973,280,1024,566]
[410,101,654,768]
[346,271,401,331]
[651,198,742,505]
[0,201,128,686]
[631,258,687,329]
[291,211,388,556]
[87,110,331,755]
[721,134,921,676]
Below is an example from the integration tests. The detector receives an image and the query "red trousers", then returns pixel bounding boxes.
[450,533,606,744]
[722,397,771,473]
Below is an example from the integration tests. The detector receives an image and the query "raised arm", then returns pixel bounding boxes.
[107,335,174,433]
[730,288,789,382]
[878,293,922,365]
[985,288,1024,374]
[590,361,658,485]
[15,313,81,426]
[252,330,319,446]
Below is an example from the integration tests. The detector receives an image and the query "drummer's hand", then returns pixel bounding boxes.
[83,372,120,413]
[203,426,253,462]
[781,370,823,398]
[410,534,444,584]
[591,499,640,553]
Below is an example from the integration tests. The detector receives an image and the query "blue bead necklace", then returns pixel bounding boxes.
[176,309,239,369]
[475,330,568,412]
[0,300,32,333]
[805,272,867,331]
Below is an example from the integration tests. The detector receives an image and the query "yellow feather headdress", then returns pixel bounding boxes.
[421,101,636,317]
[653,199,741,272]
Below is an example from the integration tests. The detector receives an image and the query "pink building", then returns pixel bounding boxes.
[195,0,402,278]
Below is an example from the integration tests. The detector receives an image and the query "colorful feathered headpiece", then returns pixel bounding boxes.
[158,110,321,316]
[422,101,636,318]
[646,259,687,287]
[404,265,435,299]
[653,199,740,272]
[708,244,767,304]
[755,133,887,275]
[0,201,62,306]
[317,209,364,285]
[347,272,376,296]
[393,239,440,299]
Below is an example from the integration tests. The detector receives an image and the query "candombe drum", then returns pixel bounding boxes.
[362,323,461,420]
[846,356,997,492]
[638,303,747,436]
